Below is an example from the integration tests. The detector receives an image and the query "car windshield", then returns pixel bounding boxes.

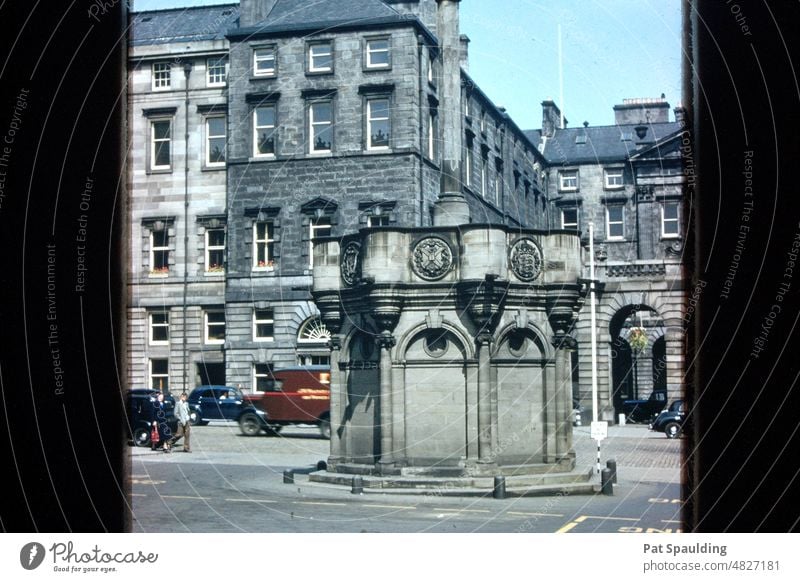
[669,400,683,412]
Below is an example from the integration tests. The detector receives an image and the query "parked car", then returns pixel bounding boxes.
[187,385,251,425]
[126,389,177,447]
[240,366,331,438]
[622,390,668,424]
[649,399,686,438]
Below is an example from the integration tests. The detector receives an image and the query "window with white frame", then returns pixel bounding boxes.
[494,161,503,204]
[205,227,225,273]
[464,143,472,186]
[253,308,275,341]
[152,62,171,90]
[366,97,390,150]
[367,213,390,227]
[561,207,579,230]
[427,109,437,160]
[252,221,274,269]
[150,229,170,274]
[149,312,169,345]
[480,155,488,197]
[365,37,390,69]
[298,317,331,343]
[308,41,333,73]
[559,169,578,191]
[604,168,624,189]
[205,116,226,166]
[254,363,277,392]
[253,105,277,157]
[661,201,680,238]
[309,100,333,153]
[149,358,169,391]
[204,310,225,344]
[253,46,276,77]
[298,354,331,366]
[309,217,332,268]
[207,57,227,86]
[150,119,172,170]
[606,205,625,239]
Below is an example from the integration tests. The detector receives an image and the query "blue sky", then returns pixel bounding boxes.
[130,0,683,130]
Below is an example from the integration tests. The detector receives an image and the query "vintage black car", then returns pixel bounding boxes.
[649,399,685,438]
[127,389,178,447]
[187,385,255,425]
[622,391,668,423]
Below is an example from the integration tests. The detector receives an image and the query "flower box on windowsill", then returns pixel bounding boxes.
[149,267,169,278]
[205,266,225,276]
[253,260,275,273]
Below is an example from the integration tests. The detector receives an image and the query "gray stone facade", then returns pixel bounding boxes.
[127,2,686,417]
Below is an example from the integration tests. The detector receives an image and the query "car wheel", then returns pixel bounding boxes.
[134,427,151,447]
[239,413,263,436]
[664,422,681,439]
[318,414,331,440]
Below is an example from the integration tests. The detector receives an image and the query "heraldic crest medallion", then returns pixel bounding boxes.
[340,241,361,286]
[412,237,453,281]
[509,238,543,282]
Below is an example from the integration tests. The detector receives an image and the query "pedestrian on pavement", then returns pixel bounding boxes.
[170,392,192,453]
[152,392,172,453]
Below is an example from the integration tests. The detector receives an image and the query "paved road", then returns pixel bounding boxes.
[130,422,683,533]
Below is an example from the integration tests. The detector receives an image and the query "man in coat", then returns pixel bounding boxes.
[170,392,192,453]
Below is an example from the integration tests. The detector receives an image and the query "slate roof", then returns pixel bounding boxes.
[130,3,240,46]
[232,0,415,37]
[525,122,683,165]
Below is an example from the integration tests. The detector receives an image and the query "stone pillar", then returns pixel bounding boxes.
[327,335,344,466]
[476,332,493,461]
[554,341,573,458]
[377,331,396,471]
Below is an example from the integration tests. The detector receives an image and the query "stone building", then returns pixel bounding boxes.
[128,5,240,393]
[127,0,686,422]
[528,98,687,419]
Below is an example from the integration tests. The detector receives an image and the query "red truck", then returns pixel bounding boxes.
[240,366,331,438]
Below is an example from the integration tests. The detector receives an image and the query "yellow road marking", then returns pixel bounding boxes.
[225,498,277,504]
[556,515,587,533]
[130,493,147,497]
[161,495,210,500]
[364,504,415,510]
[433,508,490,513]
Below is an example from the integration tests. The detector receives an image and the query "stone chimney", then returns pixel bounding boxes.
[613,97,670,125]
[432,0,469,226]
[239,0,278,28]
[541,99,564,138]
[459,34,470,72]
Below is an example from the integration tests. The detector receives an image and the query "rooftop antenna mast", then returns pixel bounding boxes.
[558,23,564,128]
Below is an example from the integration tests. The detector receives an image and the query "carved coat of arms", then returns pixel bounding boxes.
[412,237,453,280]
[340,241,361,286]
[509,238,543,282]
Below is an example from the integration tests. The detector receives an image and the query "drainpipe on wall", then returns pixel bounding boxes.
[182,60,192,395]
[417,35,425,227]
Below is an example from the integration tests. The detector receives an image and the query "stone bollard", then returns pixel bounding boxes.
[493,476,506,499]
[283,470,294,484]
[601,468,614,496]
[606,459,617,484]
[351,476,364,494]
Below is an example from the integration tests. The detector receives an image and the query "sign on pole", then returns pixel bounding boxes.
[591,421,608,441]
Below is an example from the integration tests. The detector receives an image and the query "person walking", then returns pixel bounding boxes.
[152,392,172,453]
[170,392,192,453]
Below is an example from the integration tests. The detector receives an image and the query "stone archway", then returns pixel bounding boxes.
[403,328,468,466]
[608,304,665,415]
[493,327,548,464]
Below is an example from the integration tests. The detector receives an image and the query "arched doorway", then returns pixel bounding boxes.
[403,328,467,466]
[609,305,664,416]
[345,331,380,463]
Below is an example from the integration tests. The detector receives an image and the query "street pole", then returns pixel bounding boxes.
[589,222,601,474]
[182,60,191,396]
